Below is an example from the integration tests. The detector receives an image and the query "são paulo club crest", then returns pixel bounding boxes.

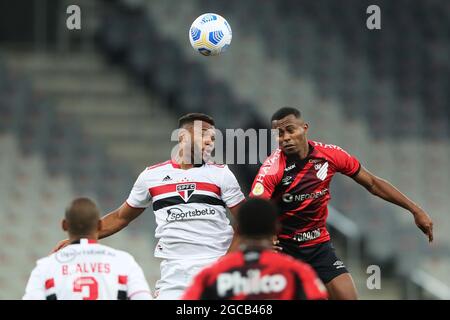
[176,183,196,202]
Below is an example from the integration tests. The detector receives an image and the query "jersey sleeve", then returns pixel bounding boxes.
[295,263,328,300]
[249,149,284,199]
[220,166,245,208]
[126,169,151,208]
[23,261,46,300]
[127,256,153,300]
[331,146,361,177]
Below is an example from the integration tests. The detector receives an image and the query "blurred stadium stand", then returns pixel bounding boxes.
[0,0,449,299]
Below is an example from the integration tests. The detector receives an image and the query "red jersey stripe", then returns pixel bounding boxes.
[45,278,55,289]
[149,182,221,197]
[285,161,315,193]
[118,275,128,285]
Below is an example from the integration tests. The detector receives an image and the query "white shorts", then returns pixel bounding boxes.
[154,256,219,300]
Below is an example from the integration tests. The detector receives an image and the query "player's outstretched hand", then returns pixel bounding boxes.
[51,239,70,254]
[413,209,434,243]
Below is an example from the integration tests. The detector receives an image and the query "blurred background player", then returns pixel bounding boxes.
[53,113,245,299]
[23,198,152,300]
[182,198,328,300]
[250,107,434,299]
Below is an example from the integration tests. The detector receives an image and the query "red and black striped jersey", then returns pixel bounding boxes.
[182,249,328,300]
[250,141,361,247]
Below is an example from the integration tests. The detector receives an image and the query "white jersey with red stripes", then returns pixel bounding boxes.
[23,239,152,300]
[126,160,245,260]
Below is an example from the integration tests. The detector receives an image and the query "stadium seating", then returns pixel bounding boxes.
[0,56,161,298]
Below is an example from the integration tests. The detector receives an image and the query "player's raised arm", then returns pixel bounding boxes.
[51,203,144,253]
[98,202,145,239]
[352,166,434,242]
[99,164,152,239]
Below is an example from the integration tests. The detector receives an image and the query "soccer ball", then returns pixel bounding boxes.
[189,13,232,56]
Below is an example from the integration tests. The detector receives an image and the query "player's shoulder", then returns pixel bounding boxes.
[205,162,234,178]
[137,160,174,180]
[309,140,346,152]
[205,162,227,170]
[310,140,345,151]
[264,148,284,164]
[146,160,173,171]
[310,140,350,157]
[35,255,53,267]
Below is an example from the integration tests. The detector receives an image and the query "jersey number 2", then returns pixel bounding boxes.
[73,276,99,300]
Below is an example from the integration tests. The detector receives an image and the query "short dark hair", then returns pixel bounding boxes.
[271,107,302,122]
[65,198,100,236]
[178,113,215,128]
[237,198,278,238]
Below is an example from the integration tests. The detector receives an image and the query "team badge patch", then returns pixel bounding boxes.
[316,162,329,181]
[252,182,265,196]
[176,183,196,202]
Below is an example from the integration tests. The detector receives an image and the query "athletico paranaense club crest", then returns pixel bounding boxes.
[176,183,196,202]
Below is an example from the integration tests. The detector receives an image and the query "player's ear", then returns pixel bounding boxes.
[62,219,68,232]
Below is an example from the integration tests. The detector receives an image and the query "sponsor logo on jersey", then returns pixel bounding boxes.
[284,164,296,172]
[176,183,196,202]
[293,228,321,243]
[55,247,78,263]
[217,269,287,297]
[333,260,346,269]
[282,188,329,203]
[282,176,293,186]
[162,175,172,182]
[166,207,216,222]
[256,149,282,183]
[252,182,265,196]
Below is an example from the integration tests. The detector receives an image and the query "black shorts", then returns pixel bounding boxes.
[280,239,349,284]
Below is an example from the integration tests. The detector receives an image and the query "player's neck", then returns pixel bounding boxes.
[68,235,98,243]
[239,238,272,251]
[297,141,310,160]
[174,152,203,170]
[180,162,194,170]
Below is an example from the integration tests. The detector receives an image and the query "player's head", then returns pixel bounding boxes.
[271,107,309,156]
[62,197,101,240]
[178,113,216,164]
[236,198,279,241]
